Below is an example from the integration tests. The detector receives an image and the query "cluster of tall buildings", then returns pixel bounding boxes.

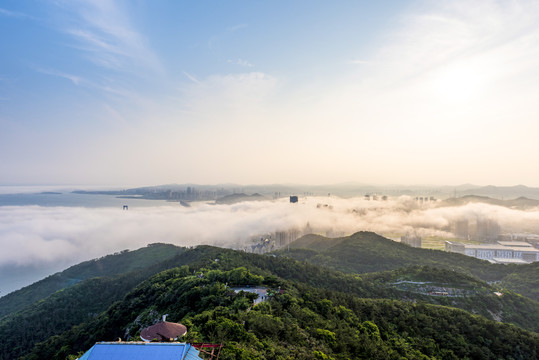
[151,187,231,201]
[453,218,500,242]
[363,194,388,201]
[401,234,422,248]
[415,196,436,203]
[248,222,346,254]
[248,229,301,254]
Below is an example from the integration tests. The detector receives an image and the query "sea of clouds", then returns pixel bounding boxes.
[2,196,539,294]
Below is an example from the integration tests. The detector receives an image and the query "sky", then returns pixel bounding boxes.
[2,0,539,187]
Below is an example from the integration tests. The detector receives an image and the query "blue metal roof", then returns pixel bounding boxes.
[78,342,201,360]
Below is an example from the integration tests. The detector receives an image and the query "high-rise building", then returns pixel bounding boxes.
[454,219,469,239]
[401,234,422,248]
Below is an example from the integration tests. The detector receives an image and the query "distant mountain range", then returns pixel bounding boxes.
[214,193,267,204]
[72,183,539,200]
[453,184,539,200]
[440,195,539,209]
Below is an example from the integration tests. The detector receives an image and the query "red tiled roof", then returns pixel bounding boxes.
[140,322,187,341]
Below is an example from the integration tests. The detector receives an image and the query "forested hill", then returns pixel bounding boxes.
[0,243,185,319]
[15,251,539,360]
[284,232,513,277]
[281,231,539,301]
[0,243,537,360]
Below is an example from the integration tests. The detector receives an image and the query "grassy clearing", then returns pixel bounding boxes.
[421,236,482,250]
[381,233,482,251]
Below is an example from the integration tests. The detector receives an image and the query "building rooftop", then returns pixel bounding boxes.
[509,248,539,253]
[510,233,539,240]
[465,244,509,250]
[465,244,539,253]
[497,241,533,247]
[78,342,201,360]
[140,321,187,342]
[230,286,268,304]
[490,258,529,264]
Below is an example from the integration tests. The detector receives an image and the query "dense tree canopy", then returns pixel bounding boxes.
[1,234,537,360]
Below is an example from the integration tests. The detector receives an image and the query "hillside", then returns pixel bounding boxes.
[0,246,210,360]
[18,257,538,360]
[0,243,185,319]
[0,244,538,360]
[459,184,539,200]
[282,231,539,301]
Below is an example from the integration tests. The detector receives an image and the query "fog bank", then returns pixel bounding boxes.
[2,196,539,293]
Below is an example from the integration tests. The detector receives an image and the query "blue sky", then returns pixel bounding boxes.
[2,0,539,186]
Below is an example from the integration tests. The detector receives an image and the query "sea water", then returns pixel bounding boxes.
[0,186,172,208]
[0,186,176,296]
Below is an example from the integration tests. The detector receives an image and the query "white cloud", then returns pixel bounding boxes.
[227,24,248,32]
[34,67,84,86]
[271,0,539,185]
[56,0,162,74]
[3,195,539,293]
[182,71,201,84]
[2,197,539,269]
[31,66,140,108]
[228,58,254,67]
[178,71,279,125]
[363,0,539,102]
[0,8,33,19]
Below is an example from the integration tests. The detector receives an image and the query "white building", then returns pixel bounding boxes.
[445,241,539,263]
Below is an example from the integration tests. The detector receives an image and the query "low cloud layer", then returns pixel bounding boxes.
[3,197,539,270]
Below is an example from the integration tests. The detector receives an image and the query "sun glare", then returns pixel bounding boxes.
[431,62,486,103]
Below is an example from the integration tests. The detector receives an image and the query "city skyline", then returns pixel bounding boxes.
[2,1,539,187]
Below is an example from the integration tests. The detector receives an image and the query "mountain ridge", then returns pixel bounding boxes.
[0,243,184,319]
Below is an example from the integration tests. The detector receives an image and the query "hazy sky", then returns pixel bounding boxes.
[2,0,539,186]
